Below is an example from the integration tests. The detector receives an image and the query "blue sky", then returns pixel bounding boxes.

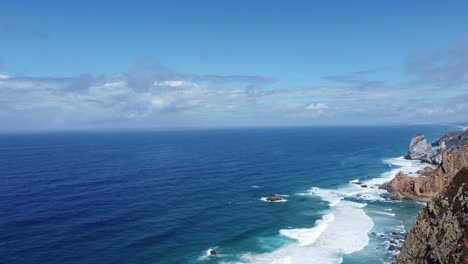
[1,1,468,130]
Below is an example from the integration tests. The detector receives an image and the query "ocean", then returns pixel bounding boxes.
[0,126,453,264]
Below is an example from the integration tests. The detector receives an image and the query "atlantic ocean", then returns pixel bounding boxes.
[0,125,453,264]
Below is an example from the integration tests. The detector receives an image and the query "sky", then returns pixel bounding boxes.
[1,0,468,131]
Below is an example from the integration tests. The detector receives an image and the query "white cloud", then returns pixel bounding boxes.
[103,81,126,88]
[151,97,173,110]
[0,74,10,79]
[153,80,199,88]
[306,103,330,113]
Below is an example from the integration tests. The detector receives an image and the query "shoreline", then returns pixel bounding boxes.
[216,155,429,264]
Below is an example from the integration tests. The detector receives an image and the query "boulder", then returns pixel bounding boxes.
[209,249,217,256]
[405,134,434,162]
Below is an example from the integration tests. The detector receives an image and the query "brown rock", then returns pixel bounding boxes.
[266,195,282,202]
[416,166,434,176]
[395,168,468,264]
[379,145,468,202]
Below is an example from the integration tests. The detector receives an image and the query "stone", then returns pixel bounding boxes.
[266,195,282,202]
[405,134,434,161]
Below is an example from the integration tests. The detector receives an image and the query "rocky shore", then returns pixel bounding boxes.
[379,130,468,202]
[379,129,468,263]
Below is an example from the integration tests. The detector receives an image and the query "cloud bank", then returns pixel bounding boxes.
[1,40,468,131]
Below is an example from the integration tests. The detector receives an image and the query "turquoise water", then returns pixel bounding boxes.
[0,126,452,264]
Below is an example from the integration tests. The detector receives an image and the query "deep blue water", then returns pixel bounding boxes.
[0,126,452,264]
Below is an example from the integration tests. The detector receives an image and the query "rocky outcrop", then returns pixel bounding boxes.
[266,195,283,202]
[431,130,468,164]
[416,166,434,176]
[433,130,468,151]
[380,130,468,202]
[379,171,433,202]
[395,168,468,264]
[380,145,468,202]
[405,134,434,162]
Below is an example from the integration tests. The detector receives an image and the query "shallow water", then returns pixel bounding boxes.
[0,126,452,264]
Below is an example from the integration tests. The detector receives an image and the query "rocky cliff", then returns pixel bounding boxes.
[405,134,434,163]
[380,130,468,202]
[395,168,468,264]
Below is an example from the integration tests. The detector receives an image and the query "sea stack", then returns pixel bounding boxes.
[405,134,434,162]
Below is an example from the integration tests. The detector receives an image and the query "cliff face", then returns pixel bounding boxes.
[380,145,468,202]
[395,168,468,264]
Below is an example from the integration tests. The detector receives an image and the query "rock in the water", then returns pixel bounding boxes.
[266,195,282,202]
[360,184,368,188]
[209,249,217,256]
[389,245,397,251]
[405,134,434,162]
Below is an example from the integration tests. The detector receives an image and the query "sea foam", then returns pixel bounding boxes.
[279,213,335,246]
[231,188,373,264]
[222,156,424,264]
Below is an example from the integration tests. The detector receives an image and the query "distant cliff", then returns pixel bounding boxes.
[395,168,468,264]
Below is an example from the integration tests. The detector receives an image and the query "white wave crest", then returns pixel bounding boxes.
[279,213,335,246]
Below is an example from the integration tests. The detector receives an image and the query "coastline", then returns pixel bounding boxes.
[209,127,463,264]
[216,155,431,264]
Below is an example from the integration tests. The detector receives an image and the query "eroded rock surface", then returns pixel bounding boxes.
[395,168,468,264]
[380,145,468,202]
[405,134,434,162]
